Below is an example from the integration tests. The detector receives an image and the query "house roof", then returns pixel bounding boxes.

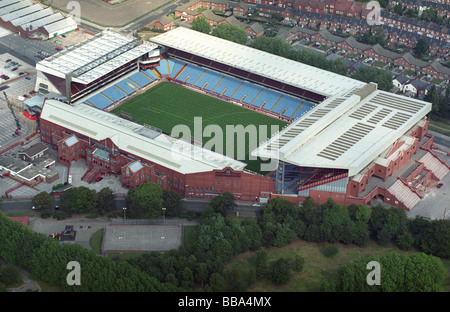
[20,142,48,157]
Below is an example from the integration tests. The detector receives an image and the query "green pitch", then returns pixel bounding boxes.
[111,82,288,173]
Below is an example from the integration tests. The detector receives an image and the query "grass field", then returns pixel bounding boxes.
[111,82,288,173]
[226,238,450,292]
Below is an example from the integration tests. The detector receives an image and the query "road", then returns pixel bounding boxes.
[0,197,261,216]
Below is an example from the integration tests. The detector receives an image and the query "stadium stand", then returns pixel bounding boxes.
[194,71,223,91]
[128,72,153,88]
[101,86,127,103]
[176,65,205,84]
[115,80,136,95]
[214,76,242,97]
[170,60,187,79]
[142,69,158,80]
[86,93,113,110]
[252,89,282,110]
[232,82,263,104]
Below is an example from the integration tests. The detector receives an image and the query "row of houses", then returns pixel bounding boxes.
[279,27,450,81]
[252,4,449,57]
[148,0,264,37]
[388,0,449,18]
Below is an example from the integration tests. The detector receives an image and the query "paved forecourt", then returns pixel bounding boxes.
[102,224,183,253]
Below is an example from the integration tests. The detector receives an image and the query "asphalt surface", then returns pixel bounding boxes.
[0,197,261,216]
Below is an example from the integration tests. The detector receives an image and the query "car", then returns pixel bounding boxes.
[3,76,9,80]
[15,130,21,135]
[0,74,5,78]
[5,59,11,62]
[29,90,37,95]
[23,94,30,98]
[61,34,66,38]
[11,67,18,71]
[19,72,24,75]
[4,64,11,68]
[25,76,31,80]
[95,177,103,182]
[251,203,261,207]
[437,183,444,188]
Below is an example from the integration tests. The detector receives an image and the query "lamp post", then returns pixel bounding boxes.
[123,207,127,221]
[161,207,166,240]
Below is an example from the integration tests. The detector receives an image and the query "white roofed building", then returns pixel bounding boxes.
[0,0,77,39]
[35,30,160,103]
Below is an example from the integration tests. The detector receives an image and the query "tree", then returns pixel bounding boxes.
[414,38,429,58]
[269,258,291,285]
[126,182,163,219]
[420,220,450,258]
[192,15,211,34]
[209,192,236,217]
[351,66,393,91]
[162,190,182,217]
[255,249,268,279]
[426,84,440,113]
[211,23,248,45]
[97,187,115,216]
[208,272,225,291]
[32,191,54,213]
[394,2,403,15]
[195,263,209,287]
[293,255,305,272]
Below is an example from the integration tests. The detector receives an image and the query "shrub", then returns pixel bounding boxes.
[322,245,339,258]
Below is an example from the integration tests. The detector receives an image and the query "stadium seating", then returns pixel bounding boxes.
[142,69,158,80]
[155,60,169,76]
[213,76,242,97]
[115,80,136,95]
[101,86,127,102]
[272,96,302,116]
[195,71,223,91]
[292,101,315,119]
[232,82,263,104]
[128,72,153,88]
[252,89,282,110]
[87,93,113,110]
[176,65,205,84]
[170,60,186,78]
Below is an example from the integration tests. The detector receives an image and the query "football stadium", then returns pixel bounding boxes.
[35,27,449,210]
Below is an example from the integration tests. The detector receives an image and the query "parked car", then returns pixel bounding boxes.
[4,64,11,68]
[11,67,18,71]
[5,58,11,62]
[95,177,103,182]
[23,94,30,98]
[437,183,444,188]
[251,203,261,207]
[25,76,31,80]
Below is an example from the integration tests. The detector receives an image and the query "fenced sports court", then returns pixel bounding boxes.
[101,220,183,253]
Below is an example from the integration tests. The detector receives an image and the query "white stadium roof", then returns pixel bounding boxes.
[254,83,431,177]
[150,27,365,97]
[36,30,159,84]
[40,100,246,174]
